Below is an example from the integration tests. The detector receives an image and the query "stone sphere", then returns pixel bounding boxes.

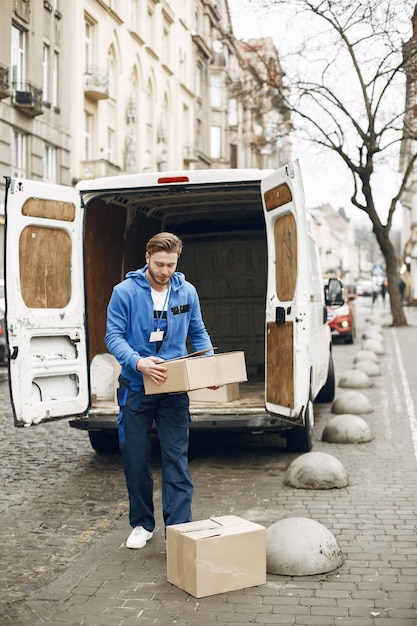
[338,369,371,389]
[284,451,348,489]
[354,360,380,377]
[354,350,379,364]
[367,323,383,333]
[332,390,374,415]
[322,414,373,443]
[267,517,344,575]
[362,338,384,355]
[362,330,383,342]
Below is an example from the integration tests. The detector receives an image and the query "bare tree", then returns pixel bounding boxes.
[244,0,417,325]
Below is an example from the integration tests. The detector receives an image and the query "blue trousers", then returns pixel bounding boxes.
[117,379,193,532]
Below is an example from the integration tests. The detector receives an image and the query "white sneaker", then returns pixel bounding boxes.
[126,526,153,549]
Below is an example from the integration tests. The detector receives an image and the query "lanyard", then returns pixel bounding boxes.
[154,284,171,331]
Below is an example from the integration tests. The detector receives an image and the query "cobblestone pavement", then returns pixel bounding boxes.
[1,300,417,625]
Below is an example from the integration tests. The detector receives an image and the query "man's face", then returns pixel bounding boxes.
[145,250,178,288]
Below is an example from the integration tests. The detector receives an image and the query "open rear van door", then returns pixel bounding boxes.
[4,178,89,426]
[261,161,310,422]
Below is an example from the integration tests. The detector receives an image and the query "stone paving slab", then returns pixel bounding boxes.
[4,303,417,625]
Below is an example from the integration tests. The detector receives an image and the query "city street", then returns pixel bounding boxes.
[1,298,417,625]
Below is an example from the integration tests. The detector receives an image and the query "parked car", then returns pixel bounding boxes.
[325,281,356,344]
[355,279,373,296]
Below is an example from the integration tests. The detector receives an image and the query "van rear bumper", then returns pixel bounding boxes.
[68,410,297,433]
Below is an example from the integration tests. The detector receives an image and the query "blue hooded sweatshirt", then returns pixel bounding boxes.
[105,266,213,387]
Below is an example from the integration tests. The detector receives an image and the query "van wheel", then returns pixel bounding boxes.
[286,398,313,452]
[316,353,335,403]
[88,430,120,454]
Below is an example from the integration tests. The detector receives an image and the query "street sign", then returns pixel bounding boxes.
[372,264,384,276]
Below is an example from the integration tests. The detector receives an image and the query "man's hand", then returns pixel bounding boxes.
[136,356,168,385]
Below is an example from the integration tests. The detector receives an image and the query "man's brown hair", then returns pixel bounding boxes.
[146,232,183,257]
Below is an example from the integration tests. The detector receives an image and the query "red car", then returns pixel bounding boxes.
[326,287,356,344]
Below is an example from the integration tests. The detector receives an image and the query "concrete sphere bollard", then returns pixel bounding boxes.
[284,451,348,489]
[322,414,373,443]
[362,330,383,342]
[362,338,384,355]
[338,369,371,389]
[266,517,344,575]
[367,323,383,333]
[354,350,379,364]
[354,360,380,377]
[332,390,374,415]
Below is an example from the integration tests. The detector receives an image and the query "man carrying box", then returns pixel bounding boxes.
[105,232,214,549]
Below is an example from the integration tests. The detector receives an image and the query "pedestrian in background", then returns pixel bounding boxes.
[381,278,388,306]
[399,278,406,303]
[105,232,214,549]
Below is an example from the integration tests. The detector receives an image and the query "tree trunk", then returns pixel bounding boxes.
[373,223,407,326]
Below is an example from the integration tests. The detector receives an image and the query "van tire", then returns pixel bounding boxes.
[88,430,120,454]
[286,397,313,452]
[315,352,335,403]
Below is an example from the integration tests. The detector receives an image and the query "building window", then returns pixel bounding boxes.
[179,49,185,84]
[106,128,114,163]
[12,131,27,178]
[145,81,154,170]
[147,4,155,49]
[196,64,202,98]
[230,144,237,168]
[107,53,115,99]
[228,98,238,127]
[162,23,170,66]
[210,74,223,109]
[132,0,139,32]
[43,43,50,104]
[84,111,93,160]
[11,25,26,83]
[84,20,92,68]
[44,144,56,182]
[52,50,59,109]
[210,125,222,159]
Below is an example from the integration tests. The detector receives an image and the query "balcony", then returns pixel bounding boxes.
[183,145,198,164]
[0,64,10,99]
[12,81,43,116]
[84,67,109,100]
[81,159,121,179]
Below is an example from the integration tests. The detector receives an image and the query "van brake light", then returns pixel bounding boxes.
[157,176,189,184]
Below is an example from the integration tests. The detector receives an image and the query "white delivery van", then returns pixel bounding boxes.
[4,161,339,453]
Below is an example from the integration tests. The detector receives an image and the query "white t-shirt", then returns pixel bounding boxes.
[151,287,168,312]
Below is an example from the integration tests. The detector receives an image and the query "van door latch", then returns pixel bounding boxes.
[275,307,285,325]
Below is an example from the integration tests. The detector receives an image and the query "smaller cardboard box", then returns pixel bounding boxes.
[144,351,247,395]
[189,382,240,403]
[166,515,266,598]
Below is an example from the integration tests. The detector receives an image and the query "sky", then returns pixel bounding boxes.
[227,0,409,227]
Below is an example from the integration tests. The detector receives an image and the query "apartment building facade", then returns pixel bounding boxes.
[0,0,291,186]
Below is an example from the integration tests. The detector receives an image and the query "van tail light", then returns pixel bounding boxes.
[157,176,189,184]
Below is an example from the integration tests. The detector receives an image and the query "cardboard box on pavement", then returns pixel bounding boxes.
[144,351,247,395]
[166,515,266,598]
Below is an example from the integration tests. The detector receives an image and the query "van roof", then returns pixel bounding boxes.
[76,168,274,192]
